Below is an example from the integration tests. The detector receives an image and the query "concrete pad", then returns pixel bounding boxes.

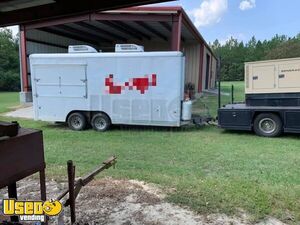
[4,106,34,119]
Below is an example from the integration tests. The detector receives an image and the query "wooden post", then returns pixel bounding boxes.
[40,169,47,201]
[8,182,18,222]
[40,169,48,224]
[67,160,76,224]
[20,25,29,92]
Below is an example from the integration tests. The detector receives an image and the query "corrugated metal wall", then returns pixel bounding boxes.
[26,29,90,54]
[135,41,201,90]
[182,43,200,90]
[25,29,91,86]
[211,57,217,89]
[126,40,202,89]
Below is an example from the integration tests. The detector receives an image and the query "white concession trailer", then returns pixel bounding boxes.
[30,45,193,131]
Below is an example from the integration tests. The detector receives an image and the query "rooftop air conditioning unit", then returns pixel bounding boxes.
[115,44,144,52]
[68,45,97,53]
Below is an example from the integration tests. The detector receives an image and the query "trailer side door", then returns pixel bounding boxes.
[32,63,87,121]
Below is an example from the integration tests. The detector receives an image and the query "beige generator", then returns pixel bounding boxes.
[218,57,300,137]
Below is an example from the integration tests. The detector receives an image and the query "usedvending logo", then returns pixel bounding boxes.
[2,199,62,222]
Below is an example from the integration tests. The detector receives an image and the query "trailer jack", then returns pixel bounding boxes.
[192,114,213,127]
[56,156,117,224]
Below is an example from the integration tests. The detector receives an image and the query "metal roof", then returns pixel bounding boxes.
[23,6,216,59]
[100,6,216,58]
[0,0,173,27]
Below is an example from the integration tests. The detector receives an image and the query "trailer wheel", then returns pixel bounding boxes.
[91,113,111,132]
[67,112,87,131]
[253,113,282,137]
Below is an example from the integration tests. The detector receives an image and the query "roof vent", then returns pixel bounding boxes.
[68,45,97,53]
[115,44,144,52]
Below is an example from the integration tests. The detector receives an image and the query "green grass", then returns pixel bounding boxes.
[0,92,20,113]
[0,86,300,224]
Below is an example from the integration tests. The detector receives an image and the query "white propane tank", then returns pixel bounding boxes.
[182,100,192,121]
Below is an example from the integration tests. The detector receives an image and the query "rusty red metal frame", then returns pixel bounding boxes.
[119,6,182,12]
[171,13,182,51]
[25,13,172,30]
[20,25,29,92]
[92,13,172,22]
[25,14,90,30]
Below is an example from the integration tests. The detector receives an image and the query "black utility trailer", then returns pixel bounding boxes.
[218,57,300,137]
[218,104,300,137]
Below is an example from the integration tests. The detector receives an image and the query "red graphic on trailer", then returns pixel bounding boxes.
[105,74,157,94]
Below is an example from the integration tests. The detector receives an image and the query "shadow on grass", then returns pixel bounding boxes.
[221,128,300,139]
[42,122,209,133]
[220,129,255,136]
[280,132,300,139]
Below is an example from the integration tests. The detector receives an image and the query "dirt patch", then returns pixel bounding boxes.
[0,177,287,225]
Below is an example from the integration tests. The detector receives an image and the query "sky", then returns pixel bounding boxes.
[5,0,300,44]
[154,0,300,44]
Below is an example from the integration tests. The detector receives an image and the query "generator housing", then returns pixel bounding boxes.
[218,57,300,137]
[245,57,300,106]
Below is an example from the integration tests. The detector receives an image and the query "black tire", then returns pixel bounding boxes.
[253,113,282,137]
[67,112,87,131]
[91,113,111,132]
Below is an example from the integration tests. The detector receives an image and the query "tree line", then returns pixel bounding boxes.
[0,28,20,91]
[1,28,300,90]
[211,33,300,81]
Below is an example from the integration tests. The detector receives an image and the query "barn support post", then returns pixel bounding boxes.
[171,12,182,51]
[19,25,32,103]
